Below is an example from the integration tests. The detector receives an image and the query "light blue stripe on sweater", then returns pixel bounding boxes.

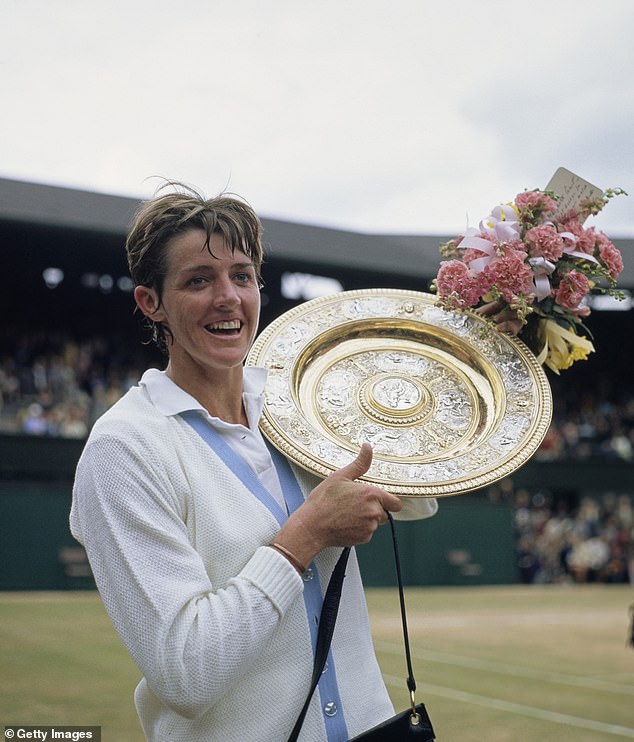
[181,410,349,741]
[180,410,288,526]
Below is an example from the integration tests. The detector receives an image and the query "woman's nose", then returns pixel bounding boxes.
[212,274,240,307]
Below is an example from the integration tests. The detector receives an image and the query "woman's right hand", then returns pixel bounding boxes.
[273,443,402,569]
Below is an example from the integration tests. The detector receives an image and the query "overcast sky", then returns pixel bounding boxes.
[2,0,633,238]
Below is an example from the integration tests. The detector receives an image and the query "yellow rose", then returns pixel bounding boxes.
[536,318,595,374]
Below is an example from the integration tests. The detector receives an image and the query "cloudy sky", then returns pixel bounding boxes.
[2,0,633,238]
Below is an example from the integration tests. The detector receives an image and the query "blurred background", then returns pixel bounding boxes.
[0,175,632,591]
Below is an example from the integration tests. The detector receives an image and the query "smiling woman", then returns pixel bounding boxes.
[69,183,438,742]
[133,229,262,423]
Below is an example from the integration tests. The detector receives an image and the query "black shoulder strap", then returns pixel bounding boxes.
[288,511,417,742]
[286,546,351,742]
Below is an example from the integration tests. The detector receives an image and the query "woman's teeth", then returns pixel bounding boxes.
[206,320,241,333]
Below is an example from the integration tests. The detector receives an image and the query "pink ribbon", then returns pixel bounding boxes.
[528,256,556,301]
[458,208,522,276]
[560,230,599,264]
[457,229,496,275]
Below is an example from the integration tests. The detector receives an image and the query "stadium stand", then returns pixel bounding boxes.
[0,177,632,588]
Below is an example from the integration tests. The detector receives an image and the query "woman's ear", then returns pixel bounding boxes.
[134,285,165,321]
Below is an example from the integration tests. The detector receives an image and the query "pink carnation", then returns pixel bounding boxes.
[436,260,481,307]
[555,270,590,310]
[500,239,528,254]
[484,249,534,302]
[563,222,597,255]
[463,246,491,264]
[515,190,557,216]
[524,224,565,261]
[596,233,623,279]
[558,209,582,229]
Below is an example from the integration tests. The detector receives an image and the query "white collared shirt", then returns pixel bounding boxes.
[139,366,286,510]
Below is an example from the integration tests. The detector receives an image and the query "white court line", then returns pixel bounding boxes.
[382,674,634,738]
[375,640,634,695]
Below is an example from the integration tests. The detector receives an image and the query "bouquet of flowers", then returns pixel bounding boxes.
[432,181,626,373]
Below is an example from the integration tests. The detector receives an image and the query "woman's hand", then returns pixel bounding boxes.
[477,301,524,337]
[274,443,402,568]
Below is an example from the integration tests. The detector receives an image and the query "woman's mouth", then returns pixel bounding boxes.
[205,320,242,336]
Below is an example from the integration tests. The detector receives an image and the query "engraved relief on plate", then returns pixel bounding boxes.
[309,348,478,462]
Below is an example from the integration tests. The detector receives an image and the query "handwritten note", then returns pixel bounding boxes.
[545,167,603,223]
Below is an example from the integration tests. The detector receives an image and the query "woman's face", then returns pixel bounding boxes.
[135,228,261,380]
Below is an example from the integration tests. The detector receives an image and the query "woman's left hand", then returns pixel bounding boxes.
[476,301,523,337]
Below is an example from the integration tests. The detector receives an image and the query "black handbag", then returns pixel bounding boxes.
[349,703,435,740]
[287,513,436,742]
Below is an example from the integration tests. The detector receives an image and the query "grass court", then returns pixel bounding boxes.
[1,585,633,741]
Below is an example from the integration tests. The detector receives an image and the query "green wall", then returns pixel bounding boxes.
[1,435,632,590]
[0,480,516,590]
[0,483,94,590]
[0,481,517,590]
[357,500,516,587]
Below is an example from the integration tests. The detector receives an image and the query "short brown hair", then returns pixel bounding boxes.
[125,183,264,352]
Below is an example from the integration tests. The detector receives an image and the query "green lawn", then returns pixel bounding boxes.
[369,584,634,742]
[0,592,142,741]
[2,585,633,741]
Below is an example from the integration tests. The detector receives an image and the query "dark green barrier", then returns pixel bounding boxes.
[0,480,515,590]
[357,500,516,587]
[1,435,632,590]
[0,482,94,590]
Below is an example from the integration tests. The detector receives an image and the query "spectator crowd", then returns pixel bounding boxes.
[3,332,633,459]
[0,331,151,438]
[534,375,634,462]
[513,488,632,585]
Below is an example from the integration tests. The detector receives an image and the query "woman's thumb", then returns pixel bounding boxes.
[335,442,373,481]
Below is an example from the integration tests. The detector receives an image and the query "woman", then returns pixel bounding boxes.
[70,186,438,741]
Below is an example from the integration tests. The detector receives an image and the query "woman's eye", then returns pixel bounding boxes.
[187,276,207,287]
[234,272,253,284]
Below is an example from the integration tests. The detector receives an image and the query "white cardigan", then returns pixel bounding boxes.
[70,369,439,741]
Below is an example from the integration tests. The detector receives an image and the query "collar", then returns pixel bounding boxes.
[139,366,268,427]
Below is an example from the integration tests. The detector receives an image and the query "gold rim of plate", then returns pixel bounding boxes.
[247,289,553,497]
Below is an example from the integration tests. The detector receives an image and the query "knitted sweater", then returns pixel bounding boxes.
[70,369,436,741]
